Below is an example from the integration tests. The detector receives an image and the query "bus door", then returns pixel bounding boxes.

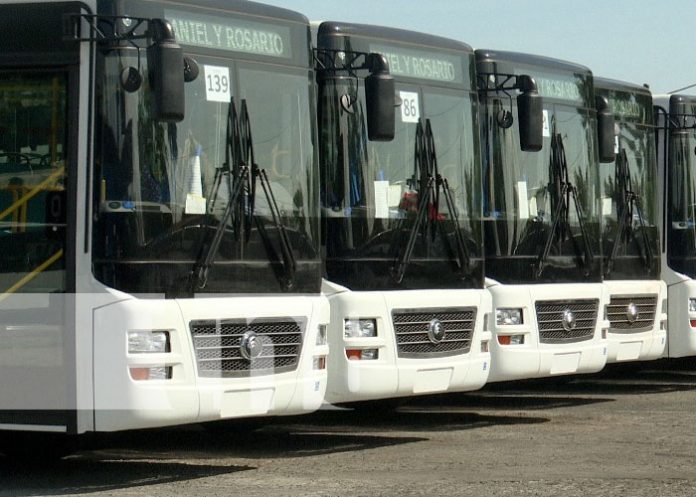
[0,67,75,431]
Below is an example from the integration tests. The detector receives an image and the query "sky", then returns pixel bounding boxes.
[261,0,696,95]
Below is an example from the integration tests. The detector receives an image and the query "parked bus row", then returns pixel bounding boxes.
[0,0,692,454]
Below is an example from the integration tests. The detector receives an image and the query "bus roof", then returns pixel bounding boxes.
[594,76,652,97]
[475,49,591,76]
[317,21,473,54]
[130,0,309,25]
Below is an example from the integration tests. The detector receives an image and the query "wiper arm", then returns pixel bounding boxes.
[536,133,594,278]
[391,119,470,283]
[191,100,247,291]
[239,100,297,289]
[605,148,654,276]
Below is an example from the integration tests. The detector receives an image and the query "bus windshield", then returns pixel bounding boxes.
[320,78,483,291]
[482,90,602,284]
[92,9,320,295]
[667,105,696,278]
[598,88,659,280]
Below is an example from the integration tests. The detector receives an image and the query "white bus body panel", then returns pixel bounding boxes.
[486,280,609,382]
[323,282,492,404]
[603,280,667,363]
[663,271,696,357]
[92,289,329,432]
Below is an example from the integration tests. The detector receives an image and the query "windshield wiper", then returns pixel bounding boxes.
[536,133,594,278]
[190,100,247,291]
[238,100,297,289]
[390,118,471,283]
[191,99,297,291]
[605,148,654,276]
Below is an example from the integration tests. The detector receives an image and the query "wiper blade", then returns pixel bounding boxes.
[238,100,297,289]
[391,119,470,283]
[605,148,654,276]
[536,133,594,278]
[190,100,247,291]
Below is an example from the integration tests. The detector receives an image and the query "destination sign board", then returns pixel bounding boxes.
[370,44,464,83]
[165,9,292,59]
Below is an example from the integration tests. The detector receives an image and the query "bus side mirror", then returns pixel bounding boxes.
[365,54,395,142]
[147,20,185,122]
[516,75,543,152]
[596,95,616,163]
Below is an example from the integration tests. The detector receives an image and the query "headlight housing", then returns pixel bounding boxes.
[689,299,696,313]
[344,319,377,338]
[495,308,523,326]
[128,330,170,354]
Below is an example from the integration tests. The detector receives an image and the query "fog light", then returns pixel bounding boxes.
[481,340,489,353]
[345,348,378,360]
[130,366,171,381]
[316,324,327,346]
[602,328,608,339]
[344,319,377,338]
[498,334,524,345]
[128,330,170,354]
[361,348,378,360]
[495,308,522,326]
[313,356,327,370]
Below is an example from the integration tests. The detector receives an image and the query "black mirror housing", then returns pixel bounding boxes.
[517,77,543,152]
[596,95,616,163]
[365,54,395,142]
[147,20,185,122]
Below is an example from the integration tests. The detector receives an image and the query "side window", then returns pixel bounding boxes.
[0,73,67,293]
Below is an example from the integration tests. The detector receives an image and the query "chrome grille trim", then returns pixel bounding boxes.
[189,317,305,377]
[535,299,599,344]
[392,307,477,358]
[607,294,658,333]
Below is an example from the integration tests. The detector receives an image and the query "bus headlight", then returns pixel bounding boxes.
[344,319,377,338]
[689,299,696,313]
[128,330,170,354]
[495,308,523,326]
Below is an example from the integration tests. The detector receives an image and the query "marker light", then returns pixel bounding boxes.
[128,330,170,354]
[344,319,377,338]
[495,308,523,326]
[313,356,327,370]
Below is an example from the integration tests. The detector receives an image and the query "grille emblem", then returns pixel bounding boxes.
[239,330,264,360]
[626,303,639,324]
[562,309,577,332]
[427,318,446,345]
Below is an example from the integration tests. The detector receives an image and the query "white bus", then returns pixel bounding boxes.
[476,50,611,381]
[595,78,666,363]
[314,22,491,404]
[655,93,696,358]
[0,0,329,446]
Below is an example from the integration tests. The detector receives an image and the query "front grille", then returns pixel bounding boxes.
[536,299,599,344]
[189,317,304,377]
[392,307,477,359]
[607,295,657,333]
